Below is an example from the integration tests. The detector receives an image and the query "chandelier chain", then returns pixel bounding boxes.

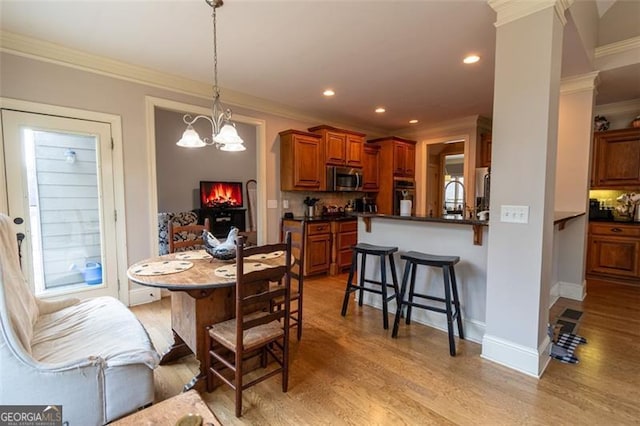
[212,6,219,95]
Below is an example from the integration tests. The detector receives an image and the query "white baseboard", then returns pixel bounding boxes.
[557,280,586,301]
[549,281,561,308]
[359,294,485,344]
[481,333,551,378]
[128,287,161,306]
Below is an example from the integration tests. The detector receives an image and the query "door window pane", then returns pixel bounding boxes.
[24,129,103,291]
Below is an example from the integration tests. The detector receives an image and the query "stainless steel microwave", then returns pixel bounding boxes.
[326,166,363,192]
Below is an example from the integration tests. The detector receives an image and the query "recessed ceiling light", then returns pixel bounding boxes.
[463,55,480,64]
[323,89,335,97]
[375,107,386,113]
[409,119,419,124]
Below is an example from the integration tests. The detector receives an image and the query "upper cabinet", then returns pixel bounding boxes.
[309,125,365,168]
[280,129,324,191]
[362,143,380,191]
[370,136,417,179]
[478,132,492,167]
[591,128,640,188]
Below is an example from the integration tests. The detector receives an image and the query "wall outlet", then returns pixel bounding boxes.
[267,199,278,209]
[282,199,289,209]
[500,205,529,224]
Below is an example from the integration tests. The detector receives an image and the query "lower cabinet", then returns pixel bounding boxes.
[305,222,332,276]
[282,218,358,277]
[332,220,358,274]
[587,222,640,283]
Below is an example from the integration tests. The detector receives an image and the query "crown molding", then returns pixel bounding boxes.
[398,115,482,141]
[0,30,387,135]
[560,71,599,95]
[594,35,640,59]
[488,0,573,27]
[594,99,640,117]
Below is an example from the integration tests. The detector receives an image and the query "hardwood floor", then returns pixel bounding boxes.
[131,275,640,425]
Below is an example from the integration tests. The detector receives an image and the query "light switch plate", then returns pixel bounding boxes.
[500,205,529,223]
[267,199,278,209]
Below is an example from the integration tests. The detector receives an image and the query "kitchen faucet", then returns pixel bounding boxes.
[443,180,466,215]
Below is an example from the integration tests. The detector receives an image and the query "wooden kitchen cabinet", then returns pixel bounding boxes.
[392,141,416,177]
[331,220,358,274]
[587,222,640,283]
[369,136,417,214]
[591,128,640,188]
[282,218,357,277]
[280,129,324,191]
[304,221,332,276]
[478,132,492,167]
[362,143,380,191]
[309,125,365,168]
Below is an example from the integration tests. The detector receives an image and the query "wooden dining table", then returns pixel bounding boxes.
[127,249,286,392]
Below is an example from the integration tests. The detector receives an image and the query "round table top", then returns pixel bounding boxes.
[127,251,286,291]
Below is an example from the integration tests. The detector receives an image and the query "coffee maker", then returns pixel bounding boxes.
[355,196,377,213]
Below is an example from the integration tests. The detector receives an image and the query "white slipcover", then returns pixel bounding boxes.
[0,214,160,425]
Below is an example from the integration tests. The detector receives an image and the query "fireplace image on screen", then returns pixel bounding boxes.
[200,181,243,209]
[198,181,246,238]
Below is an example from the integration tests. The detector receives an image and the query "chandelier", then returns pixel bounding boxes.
[177,0,245,152]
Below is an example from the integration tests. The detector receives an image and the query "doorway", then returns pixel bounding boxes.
[144,97,267,254]
[1,104,127,301]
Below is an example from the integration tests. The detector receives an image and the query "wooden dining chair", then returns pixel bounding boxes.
[205,233,292,417]
[272,220,305,340]
[168,218,210,253]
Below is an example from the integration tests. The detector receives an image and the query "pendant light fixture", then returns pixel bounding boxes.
[177,0,245,152]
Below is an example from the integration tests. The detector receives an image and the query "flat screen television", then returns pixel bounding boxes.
[199,181,243,209]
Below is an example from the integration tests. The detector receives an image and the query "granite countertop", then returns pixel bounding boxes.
[589,218,640,226]
[353,213,489,226]
[554,211,585,224]
[284,215,357,222]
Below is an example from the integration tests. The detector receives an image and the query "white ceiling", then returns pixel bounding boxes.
[0,0,637,132]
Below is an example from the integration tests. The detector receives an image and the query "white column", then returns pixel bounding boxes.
[555,72,598,301]
[482,0,570,377]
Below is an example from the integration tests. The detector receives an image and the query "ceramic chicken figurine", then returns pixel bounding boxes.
[202,230,220,249]
[207,227,239,260]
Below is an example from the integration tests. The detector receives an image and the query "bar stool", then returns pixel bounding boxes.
[341,243,399,329]
[391,251,464,356]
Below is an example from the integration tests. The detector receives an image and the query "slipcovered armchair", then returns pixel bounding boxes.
[157,211,201,255]
[0,214,160,425]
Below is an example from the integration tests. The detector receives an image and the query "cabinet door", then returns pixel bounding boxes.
[593,129,640,187]
[405,143,416,177]
[362,145,380,191]
[393,143,407,175]
[479,133,492,167]
[337,229,358,269]
[305,233,331,275]
[587,236,640,278]
[293,134,323,189]
[325,131,347,166]
[345,134,364,167]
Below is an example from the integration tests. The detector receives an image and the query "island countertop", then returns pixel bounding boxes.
[353,212,489,226]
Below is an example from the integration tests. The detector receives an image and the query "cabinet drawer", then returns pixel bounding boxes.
[338,220,357,233]
[590,223,640,238]
[307,222,330,235]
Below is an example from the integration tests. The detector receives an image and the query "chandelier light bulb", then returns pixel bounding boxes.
[176,0,245,151]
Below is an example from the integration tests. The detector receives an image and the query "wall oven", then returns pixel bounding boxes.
[393,178,415,215]
[326,166,363,192]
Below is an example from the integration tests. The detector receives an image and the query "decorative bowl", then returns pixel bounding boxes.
[204,246,236,261]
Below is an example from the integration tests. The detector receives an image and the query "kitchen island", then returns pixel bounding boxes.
[351,212,585,345]
[353,213,490,343]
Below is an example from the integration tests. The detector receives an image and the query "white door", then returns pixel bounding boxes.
[1,109,120,300]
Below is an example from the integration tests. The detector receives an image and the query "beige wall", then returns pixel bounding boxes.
[0,52,325,282]
[154,108,257,213]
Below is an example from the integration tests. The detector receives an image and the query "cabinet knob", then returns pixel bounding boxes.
[611,227,622,233]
